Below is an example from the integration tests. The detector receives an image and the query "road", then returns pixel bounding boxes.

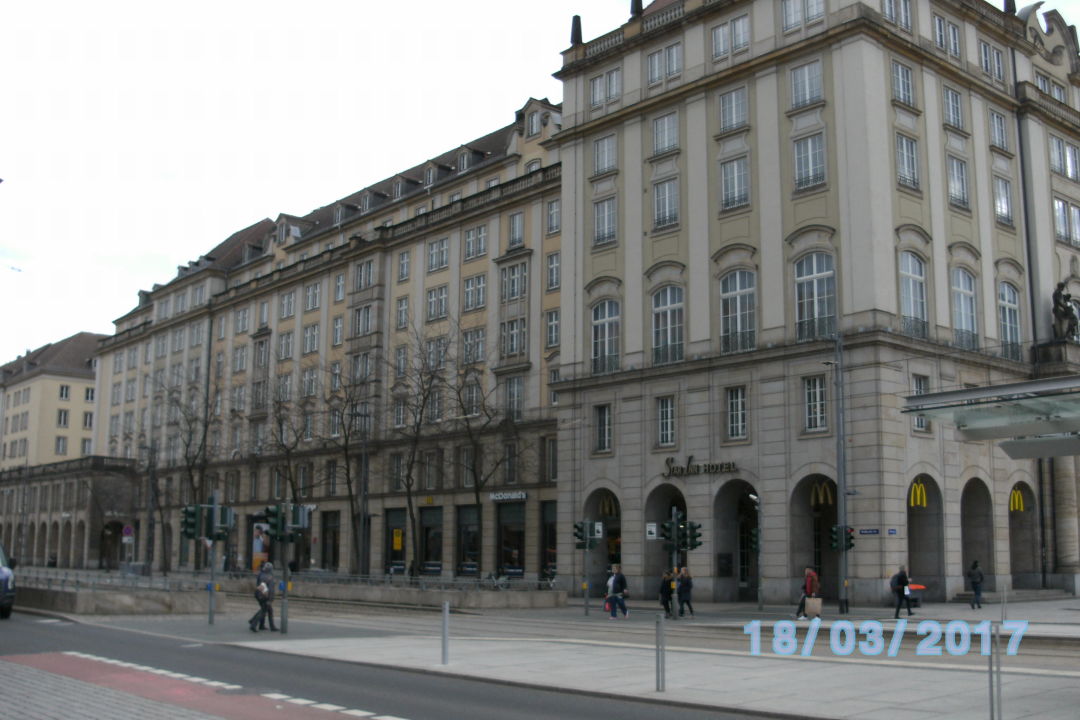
[0,611,778,720]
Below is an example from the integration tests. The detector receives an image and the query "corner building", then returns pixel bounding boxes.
[553,0,1080,603]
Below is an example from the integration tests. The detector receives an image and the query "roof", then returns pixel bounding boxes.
[0,332,107,386]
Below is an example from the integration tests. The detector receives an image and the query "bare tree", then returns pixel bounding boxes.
[266,368,315,568]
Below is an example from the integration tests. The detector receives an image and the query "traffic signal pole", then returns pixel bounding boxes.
[670,507,679,621]
[834,332,850,615]
[208,497,217,626]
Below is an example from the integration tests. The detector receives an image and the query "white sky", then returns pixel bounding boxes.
[2,1,1078,364]
[0,0,629,363]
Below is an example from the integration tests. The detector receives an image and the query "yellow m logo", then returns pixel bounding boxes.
[810,481,833,507]
[1009,488,1025,512]
[909,480,928,508]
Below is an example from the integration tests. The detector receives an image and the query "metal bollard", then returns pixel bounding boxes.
[656,612,666,692]
[987,623,994,720]
[994,624,1002,720]
[441,601,450,665]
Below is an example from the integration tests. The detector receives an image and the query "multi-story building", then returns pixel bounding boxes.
[553,0,1080,602]
[89,99,563,576]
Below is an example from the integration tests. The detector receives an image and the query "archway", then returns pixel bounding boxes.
[713,479,760,602]
[643,484,687,590]
[582,489,620,596]
[37,521,47,565]
[48,521,60,567]
[961,478,996,592]
[1008,482,1039,589]
[25,524,35,566]
[789,475,839,599]
[60,521,73,568]
[74,521,86,569]
[100,521,124,570]
[906,476,945,601]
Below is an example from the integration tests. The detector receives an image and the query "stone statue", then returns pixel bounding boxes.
[1053,282,1078,339]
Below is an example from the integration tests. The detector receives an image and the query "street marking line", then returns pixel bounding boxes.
[183,676,208,683]
[221,684,242,690]
[287,698,317,705]
[371,715,411,720]
[311,703,346,711]
[262,693,290,700]
[339,711,375,718]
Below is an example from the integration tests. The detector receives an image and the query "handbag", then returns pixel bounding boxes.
[804,596,823,618]
[903,586,911,596]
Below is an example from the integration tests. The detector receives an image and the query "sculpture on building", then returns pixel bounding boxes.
[1052,282,1078,339]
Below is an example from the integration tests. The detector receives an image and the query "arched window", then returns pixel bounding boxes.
[720,270,756,353]
[591,300,620,374]
[795,252,835,340]
[899,251,927,338]
[652,286,684,364]
[951,267,978,350]
[997,282,1021,360]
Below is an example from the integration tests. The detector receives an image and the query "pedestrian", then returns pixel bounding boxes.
[967,560,984,609]
[794,566,819,620]
[677,568,695,618]
[890,564,915,619]
[658,570,674,618]
[249,561,279,632]
[606,564,629,620]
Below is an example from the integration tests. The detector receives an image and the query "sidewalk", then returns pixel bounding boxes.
[63,595,1080,720]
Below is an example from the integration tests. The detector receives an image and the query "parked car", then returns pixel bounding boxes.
[0,541,15,619]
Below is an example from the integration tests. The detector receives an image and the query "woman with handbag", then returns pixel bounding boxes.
[891,565,914,619]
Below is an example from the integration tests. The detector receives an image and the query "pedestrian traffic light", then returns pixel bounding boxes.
[181,505,199,539]
[660,521,674,541]
[684,521,703,550]
[265,504,284,538]
[844,525,855,551]
[749,527,760,553]
[829,524,841,550]
[574,521,592,549]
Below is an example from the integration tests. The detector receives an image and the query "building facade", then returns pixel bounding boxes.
[553,0,1080,603]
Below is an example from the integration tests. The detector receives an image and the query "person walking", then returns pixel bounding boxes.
[658,570,674,619]
[890,564,915,619]
[606,564,629,620]
[677,568,695,618]
[794,566,819,620]
[249,561,278,632]
[967,561,984,609]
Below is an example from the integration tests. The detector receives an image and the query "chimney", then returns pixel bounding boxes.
[631,0,643,19]
[571,15,582,45]
[1003,0,1016,14]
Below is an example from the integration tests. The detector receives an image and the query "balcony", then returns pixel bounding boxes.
[1001,342,1023,362]
[953,329,979,351]
[721,331,756,355]
[900,316,928,339]
[592,355,620,375]
[652,344,684,366]
[797,317,835,341]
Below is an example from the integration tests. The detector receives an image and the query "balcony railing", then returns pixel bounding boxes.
[797,316,835,341]
[900,315,928,339]
[1001,342,1023,362]
[654,212,679,229]
[585,29,624,57]
[953,329,979,351]
[643,1,684,31]
[592,355,620,375]
[653,343,684,366]
[795,171,826,190]
[897,171,919,190]
[721,331,756,355]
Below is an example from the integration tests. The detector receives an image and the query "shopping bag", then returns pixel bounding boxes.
[805,596,823,618]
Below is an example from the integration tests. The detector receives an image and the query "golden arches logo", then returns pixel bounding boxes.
[599,494,619,518]
[1009,488,1025,512]
[909,480,928,508]
[810,481,833,507]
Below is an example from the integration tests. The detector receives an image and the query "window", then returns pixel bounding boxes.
[505,376,524,421]
[254,340,268,368]
[57,409,69,428]
[895,133,919,189]
[732,15,750,50]
[396,297,409,328]
[594,135,617,174]
[83,411,93,429]
[191,321,204,346]
[55,436,68,456]
[427,238,448,272]
[912,374,930,430]
[280,291,295,318]
[398,250,410,280]
[155,334,167,358]
[804,376,828,431]
[595,404,612,452]
[794,133,825,188]
[463,328,486,363]
[652,286,684,364]
[979,41,1004,81]
[278,331,294,359]
[989,111,1008,150]
[947,156,969,209]
[791,60,822,108]
[304,282,321,311]
[892,61,914,105]
[1053,198,1080,244]
[463,225,487,259]
[721,156,749,209]
[426,286,448,320]
[546,309,560,348]
[653,113,678,154]
[81,438,92,456]
[899,251,928,338]
[233,345,248,372]
[943,87,963,129]
[59,384,70,401]
[546,199,560,233]
[647,43,682,85]
[525,160,541,174]
[795,252,836,340]
[882,0,911,31]
[592,300,620,374]
[720,270,756,353]
[657,396,675,447]
[192,284,205,306]
[333,315,344,345]
[527,110,540,136]
[952,267,978,350]
[354,261,374,291]
[1052,82,1067,104]
[590,67,621,106]
[334,273,346,301]
[172,327,186,352]
[302,323,320,354]
[934,15,961,56]
[994,177,1013,224]
[726,386,748,440]
[654,178,679,227]
[546,252,560,290]
[998,282,1022,361]
[783,0,824,31]
[86,387,94,403]
[549,368,560,406]
[463,274,486,311]
[1050,136,1079,180]
[499,318,527,358]
[719,87,748,131]
[394,346,408,377]
[508,212,524,249]
[500,263,527,302]
[458,151,470,173]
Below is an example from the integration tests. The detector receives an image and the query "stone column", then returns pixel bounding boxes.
[1053,458,1080,572]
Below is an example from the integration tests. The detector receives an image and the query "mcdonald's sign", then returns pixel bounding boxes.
[1009,488,1025,512]
[810,481,834,507]
[909,480,928,508]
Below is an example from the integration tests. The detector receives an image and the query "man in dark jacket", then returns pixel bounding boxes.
[606,564,629,619]
[249,562,278,632]
[967,561,984,609]
[658,570,674,618]
[891,565,915,619]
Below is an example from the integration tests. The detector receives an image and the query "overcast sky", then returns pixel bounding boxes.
[0,0,629,363]
[1,1,1077,364]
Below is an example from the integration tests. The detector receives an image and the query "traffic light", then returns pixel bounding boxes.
[684,521,703,550]
[829,524,841,550]
[181,505,199,539]
[574,521,587,549]
[749,527,760,553]
[265,504,284,538]
[660,521,674,541]
[844,525,855,551]
[212,506,236,541]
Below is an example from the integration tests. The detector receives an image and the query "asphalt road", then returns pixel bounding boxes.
[0,612,773,720]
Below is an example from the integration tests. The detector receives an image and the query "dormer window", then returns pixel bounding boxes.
[458,151,470,174]
[393,180,403,199]
[527,111,540,137]
[361,194,370,212]
[334,206,344,225]
[526,160,541,173]
[425,167,436,186]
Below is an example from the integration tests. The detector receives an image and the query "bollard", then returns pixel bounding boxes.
[987,623,994,720]
[994,623,1002,720]
[656,612,666,692]
[441,601,450,665]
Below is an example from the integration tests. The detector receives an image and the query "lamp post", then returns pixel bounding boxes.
[829,333,850,614]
